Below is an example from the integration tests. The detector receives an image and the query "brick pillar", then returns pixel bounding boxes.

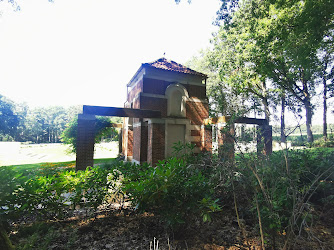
[127,129,133,161]
[118,128,122,156]
[133,121,148,164]
[133,123,141,163]
[201,125,212,153]
[147,121,165,166]
[257,125,272,156]
[140,122,148,163]
[76,114,96,171]
[217,123,235,160]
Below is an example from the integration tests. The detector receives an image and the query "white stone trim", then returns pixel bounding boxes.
[133,122,142,128]
[147,118,165,124]
[187,97,208,103]
[165,84,188,118]
[140,93,166,99]
[190,136,201,142]
[165,83,189,98]
[190,125,201,130]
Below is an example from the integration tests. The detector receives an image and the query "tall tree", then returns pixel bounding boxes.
[210,1,275,123]
[317,29,334,140]
[186,49,249,117]
[0,94,18,140]
[211,0,334,142]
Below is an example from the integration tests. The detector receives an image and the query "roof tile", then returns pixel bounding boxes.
[143,58,207,78]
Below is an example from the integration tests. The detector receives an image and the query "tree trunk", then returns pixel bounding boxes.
[302,77,313,143]
[323,75,328,141]
[305,98,314,143]
[261,81,270,123]
[262,97,270,123]
[280,92,286,143]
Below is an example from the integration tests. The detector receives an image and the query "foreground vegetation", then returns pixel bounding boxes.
[1,147,333,249]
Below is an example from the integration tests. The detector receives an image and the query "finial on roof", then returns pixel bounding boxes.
[163,52,166,58]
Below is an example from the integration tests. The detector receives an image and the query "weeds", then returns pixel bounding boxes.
[1,145,333,249]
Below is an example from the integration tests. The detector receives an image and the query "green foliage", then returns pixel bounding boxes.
[233,148,334,245]
[61,116,118,154]
[122,157,218,227]
[2,146,333,248]
[0,94,19,139]
[0,163,117,220]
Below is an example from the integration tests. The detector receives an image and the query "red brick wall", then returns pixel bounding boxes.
[147,123,165,166]
[132,123,148,163]
[140,123,148,162]
[185,84,207,99]
[143,77,171,95]
[127,79,143,102]
[186,101,209,125]
[201,126,212,152]
[140,95,167,117]
[127,129,133,157]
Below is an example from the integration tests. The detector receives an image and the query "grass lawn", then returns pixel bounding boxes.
[0,141,118,166]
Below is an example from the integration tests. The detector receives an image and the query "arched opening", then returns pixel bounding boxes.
[165,84,188,118]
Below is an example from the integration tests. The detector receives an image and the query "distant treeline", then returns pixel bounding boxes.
[272,124,334,137]
[0,94,121,143]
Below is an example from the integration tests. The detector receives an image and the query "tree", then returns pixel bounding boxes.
[0,94,18,140]
[61,116,118,154]
[210,1,275,123]
[187,49,249,117]
[317,29,334,140]
[210,0,334,142]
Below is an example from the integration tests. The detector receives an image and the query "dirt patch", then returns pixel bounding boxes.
[9,204,334,250]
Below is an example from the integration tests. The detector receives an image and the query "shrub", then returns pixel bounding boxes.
[0,164,117,220]
[231,148,334,247]
[122,157,219,228]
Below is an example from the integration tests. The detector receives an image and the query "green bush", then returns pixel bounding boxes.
[0,164,117,220]
[232,148,334,246]
[122,157,219,228]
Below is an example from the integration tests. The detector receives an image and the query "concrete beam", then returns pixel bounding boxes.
[83,105,161,118]
[204,116,268,126]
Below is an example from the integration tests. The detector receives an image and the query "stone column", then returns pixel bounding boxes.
[76,114,96,171]
[133,121,149,164]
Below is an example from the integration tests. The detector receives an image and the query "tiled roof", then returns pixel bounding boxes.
[143,58,207,78]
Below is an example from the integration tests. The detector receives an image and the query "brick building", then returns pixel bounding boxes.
[121,58,212,165]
